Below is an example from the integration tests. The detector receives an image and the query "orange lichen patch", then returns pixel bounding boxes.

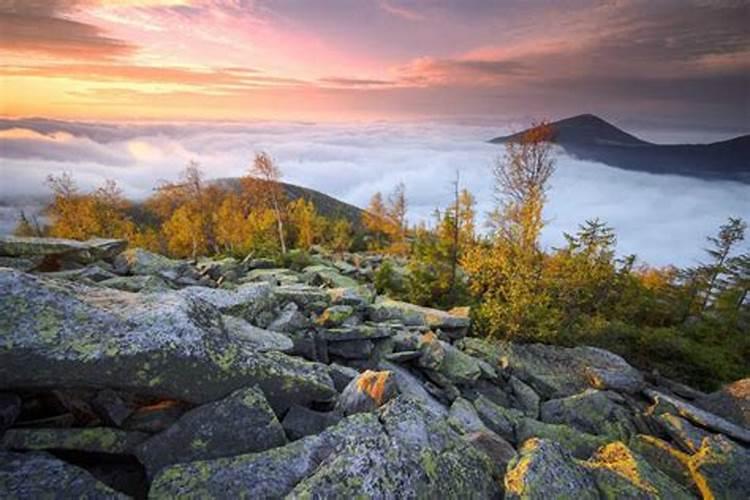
[137,399,182,413]
[588,442,657,494]
[504,439,539,495]
[725,378,750,399]
[419,331,438,345]
[356,370,393,405]
[448,306,470,318]
[637,435,715,500]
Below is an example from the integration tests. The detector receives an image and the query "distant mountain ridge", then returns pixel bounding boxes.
[490,114,750,183]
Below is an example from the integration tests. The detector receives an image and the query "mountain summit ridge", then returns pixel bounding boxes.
[490,114,750,183]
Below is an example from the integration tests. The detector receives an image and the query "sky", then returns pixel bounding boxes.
[1,0,749,131]
[0,1,748,266]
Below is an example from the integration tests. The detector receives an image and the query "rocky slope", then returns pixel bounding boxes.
[1,235,748,499]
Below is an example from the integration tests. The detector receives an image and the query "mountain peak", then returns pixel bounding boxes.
[491,114,651,147]
[488,114,750,183]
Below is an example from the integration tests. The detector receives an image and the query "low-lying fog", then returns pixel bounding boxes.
[1,119,748,267]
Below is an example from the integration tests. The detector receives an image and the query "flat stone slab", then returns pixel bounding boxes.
[368,297,470,330]
[0,450,128,498]
[0,269,336,412]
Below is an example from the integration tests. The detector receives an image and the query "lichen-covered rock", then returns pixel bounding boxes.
[509,375,540,418]
[327,338,373,359]
[195,257,241,282]
[267,302,311,333]
[178,282,273,322]
[628,432,750,499]
[322,323,392,341]
[46,265,118,283]
[368,297,470,331]
[113,247,184,276]
[0,269,336,411]
[416,331,445,370]
[222,315,293,352]
[151,396,500,499]
[327,286,375,307]
[0,256,41,272]
[241,267,300,285]
[303,265,360,288]
[379,360,447,417]
[658,413,712,453]
[0,450,128,498]
[461,338,643,399]
[448,397,487,434]
[644,388,750,444]
[273,284,330,309]
[1,427,148,454]
[336,370,398,415]
[628,435,695,488]
[690,434,750,499]
[439,341,481,385]
[316,304,355,327]
[505,438,599,500]
[463,430,517,482]
[0,236,126,263]
[135,385,286,477]
[585,441,694,499]
[281,404,341,440]
[540,389,636,439]
[516,418,609,459]
[98,274,172,292]
[695,377,750,428]
[327,362,359,392]
[473,394,524,443]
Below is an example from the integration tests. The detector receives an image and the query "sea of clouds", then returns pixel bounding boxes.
[1,118,748,267]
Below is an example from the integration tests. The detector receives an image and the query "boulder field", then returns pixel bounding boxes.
[1,236,748,499]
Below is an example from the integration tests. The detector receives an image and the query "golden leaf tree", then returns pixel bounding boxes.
[244,152,287,254]
[463,122,557,339]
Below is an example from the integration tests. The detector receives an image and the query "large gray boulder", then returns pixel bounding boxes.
[461,338,644,399]
[113,247,185,276]
[695,378,750,428]
[0,236,127,264]
[135,386,286,476]
[150,396,501,499]
[302,264,360,289]
[0,450,128,498]
[645,388,750,444]
[336,370,398,416]
[504,438,599,500]
[368,297,470,330]
[515,418,609,459]
[689,434,750,499]
[0,269,336,412]
[379,360,447,417]
[439,340,482,385]
[178,282,273,323]
[1,427,147,454]
[222,315,293,353]
[584,441,694,499]
[540,389,636,439]
[473,394,524,443]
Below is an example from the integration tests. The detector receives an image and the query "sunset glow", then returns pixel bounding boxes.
[1,1,748,126]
